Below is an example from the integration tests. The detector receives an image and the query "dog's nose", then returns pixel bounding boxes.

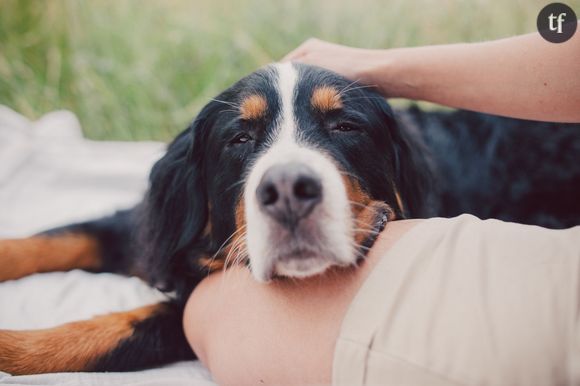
[256,163,322,228]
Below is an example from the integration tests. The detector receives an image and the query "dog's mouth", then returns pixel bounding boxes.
[277,251,318,262]
[262,201,392,280]
[198,197,393,279]
[272,252,332,279]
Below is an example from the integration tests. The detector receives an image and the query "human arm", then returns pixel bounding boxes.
[283,28,580,122]
[182,219,421,386]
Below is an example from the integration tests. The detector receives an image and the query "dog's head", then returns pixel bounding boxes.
[141,63,431,291]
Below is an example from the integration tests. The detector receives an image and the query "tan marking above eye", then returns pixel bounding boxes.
[239,94,267,120]
[311,86,343,113]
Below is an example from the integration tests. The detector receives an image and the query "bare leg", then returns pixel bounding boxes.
[183,219,421,386]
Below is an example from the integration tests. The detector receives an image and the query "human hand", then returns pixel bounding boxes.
[282,38,377,83]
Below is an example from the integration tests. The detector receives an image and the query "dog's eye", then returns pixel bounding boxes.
[231,133,253,145]
[333,123,358,132]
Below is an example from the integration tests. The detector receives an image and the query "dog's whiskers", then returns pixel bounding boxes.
[205,225,247,274]
[218,109,241,115]
[341,96,387,103]
[224,180,247,193]
[348,242,370,262]
[223,233,247,269]
[338,79,366,97]
[348,200,370,209]
[351,227,380,235]
[340,84,378,96]
[211,98,240,109]
[352,217,379,227]
[221,236,248,282]
[338,80,378,100]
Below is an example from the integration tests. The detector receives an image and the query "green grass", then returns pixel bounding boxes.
[1,0,577,141]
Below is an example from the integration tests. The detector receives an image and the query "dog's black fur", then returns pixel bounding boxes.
[1,64,579,373]
[399,107,580,227]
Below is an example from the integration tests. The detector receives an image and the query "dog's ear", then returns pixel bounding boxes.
[373,99,435,218]
[139,101,222,295]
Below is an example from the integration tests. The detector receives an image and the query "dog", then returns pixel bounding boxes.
[0,63,578,374]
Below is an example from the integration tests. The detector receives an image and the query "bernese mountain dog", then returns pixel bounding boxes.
[0,63,578,374]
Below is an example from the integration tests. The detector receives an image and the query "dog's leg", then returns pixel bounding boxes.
[0,233,102,281]
[0,209,138,282]
[0,301,195,374]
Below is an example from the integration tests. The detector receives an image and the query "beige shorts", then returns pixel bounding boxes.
[333,214,580,386]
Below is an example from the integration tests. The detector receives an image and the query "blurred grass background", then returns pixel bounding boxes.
[1,0,576,141]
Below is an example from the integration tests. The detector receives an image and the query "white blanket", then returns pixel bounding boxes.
[0,106,215,385]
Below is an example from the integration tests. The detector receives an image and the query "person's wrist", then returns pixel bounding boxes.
[355,48,405,98]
